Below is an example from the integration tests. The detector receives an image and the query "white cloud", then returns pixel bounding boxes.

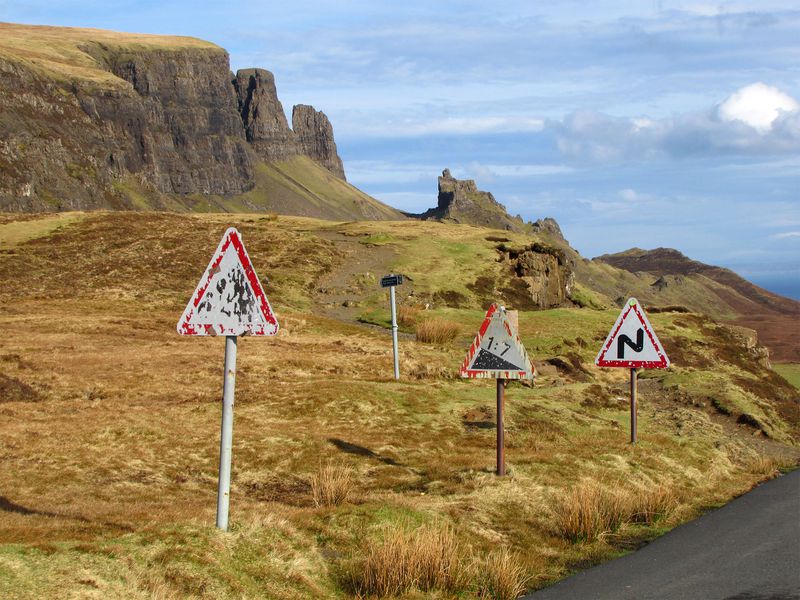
[345,161,438,185]
[554,84,800,163]
[772,231,800,239]
[356,116,545,138]
[719,82,799,132]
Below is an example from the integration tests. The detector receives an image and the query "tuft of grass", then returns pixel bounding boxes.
[551,480,630,543]
[478,548,529,600]
[743,454,786,479]
[628,485,677,526]
[348,524,470,597]
[397,304,422,328]
[415,317,461,344]
[311,462,353,507]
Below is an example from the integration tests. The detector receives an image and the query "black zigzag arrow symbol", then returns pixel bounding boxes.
[617,328,644,358]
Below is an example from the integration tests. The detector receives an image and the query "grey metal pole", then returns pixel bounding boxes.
[390,285,400,380]
[630,368,638,444]
[217,335,237,530]
[497,378,505,476]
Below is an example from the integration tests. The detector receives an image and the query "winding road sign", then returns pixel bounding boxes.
[595,298,668,369]
[461,304,535,379]
[177,227,278,337]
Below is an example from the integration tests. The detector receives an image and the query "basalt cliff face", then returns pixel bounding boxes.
[0,23,381,216]
[232,69,345,179]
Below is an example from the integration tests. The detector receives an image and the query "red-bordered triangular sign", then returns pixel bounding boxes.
[460,304,535,379]
[595,298,669,368]
[177,227,279,337]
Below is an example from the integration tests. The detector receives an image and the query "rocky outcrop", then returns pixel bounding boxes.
[233,68,296,160]
[0,24,349,211]
[497,242,575,309]
[292,105,346,180]
[416,169,528,232]
[232,70,345,179]
[532,217,565,241]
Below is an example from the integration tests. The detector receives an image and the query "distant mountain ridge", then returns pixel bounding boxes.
[595,247,800,362]
[595,247,800,317]
[0,22,403,220]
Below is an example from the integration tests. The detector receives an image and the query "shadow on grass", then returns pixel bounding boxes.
[328,438,403,466]
[0,496,135,534]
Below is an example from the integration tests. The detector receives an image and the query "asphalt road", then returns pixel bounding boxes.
[525,469,800,600]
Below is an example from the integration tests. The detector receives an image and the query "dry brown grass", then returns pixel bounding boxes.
[415,317,461,344]
[311,462,353,507]
[478,548,529,600]
[348,524,470,597]
[629,484,678,526]
[1,212,798,599]
[551,480,630,543]
[397,304,422,328]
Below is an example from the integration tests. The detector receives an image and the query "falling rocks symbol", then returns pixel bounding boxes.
[470,348,524,371]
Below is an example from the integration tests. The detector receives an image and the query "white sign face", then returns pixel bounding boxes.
[595,298,669,368]
[177,227,278,337]
[461,304,535,379]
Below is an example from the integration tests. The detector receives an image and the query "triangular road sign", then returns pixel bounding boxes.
[461,304,535,379]
[177,227,279,336]
[595,298,669,368]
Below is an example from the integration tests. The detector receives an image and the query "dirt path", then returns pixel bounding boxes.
[311,230,402,325]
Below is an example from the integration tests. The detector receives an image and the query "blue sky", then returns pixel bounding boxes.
[3,1,799,297]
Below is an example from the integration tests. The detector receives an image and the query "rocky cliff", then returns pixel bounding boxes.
[416,169,529,232]
[232,70,345,179]
[0,23,382,217]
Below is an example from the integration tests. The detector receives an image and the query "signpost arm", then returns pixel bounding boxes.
[390,285,400,380]
[497,378,505,476]
[216,335,237,530]
[630,368,637,444]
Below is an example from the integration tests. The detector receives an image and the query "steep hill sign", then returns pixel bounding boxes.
[461,304,535,476]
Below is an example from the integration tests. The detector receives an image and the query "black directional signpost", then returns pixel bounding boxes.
[461,304,535,475]
[380,273,404,379]
[595,297,670,443]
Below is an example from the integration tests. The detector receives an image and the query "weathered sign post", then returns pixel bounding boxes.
[461,304,535,475]
[177,227,278,530]
[380,273,404,380]
[595,298,669,444]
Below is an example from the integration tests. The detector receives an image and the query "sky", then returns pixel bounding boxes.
[3,1,799,298]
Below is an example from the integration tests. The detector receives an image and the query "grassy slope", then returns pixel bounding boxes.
[113,157,406,221]
[0,22,218,85]
[0,213,797,599]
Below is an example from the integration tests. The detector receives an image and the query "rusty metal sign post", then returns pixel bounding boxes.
[595,298,669,444]
[177,227,278,530]
[380,274,404,380]
[461,304,535,475]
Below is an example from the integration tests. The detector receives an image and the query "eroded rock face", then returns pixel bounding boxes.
[531,217,565,241]
[498,243,575,308]
[292,104,345,180]
[234,68,296,160]
[99,47,255,196]
[0,46,347,211]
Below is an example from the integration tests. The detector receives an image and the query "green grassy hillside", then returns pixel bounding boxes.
[111,156,407,221]
[0,21,218,85]
[0,212,797,599]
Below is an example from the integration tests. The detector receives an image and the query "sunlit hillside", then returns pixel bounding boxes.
[0,212,797,599]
